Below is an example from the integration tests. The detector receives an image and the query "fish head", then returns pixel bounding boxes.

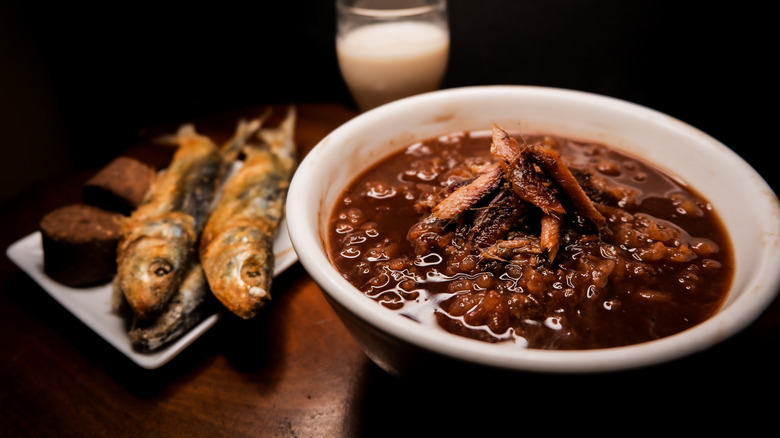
[117,216,196,319]
[239,250,273,299]
[201,226,274,319]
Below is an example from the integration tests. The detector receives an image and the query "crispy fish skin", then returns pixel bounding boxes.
[116,212,197,319]
[126,263,216,353]
[199,107,297,319]
[116,126,226,319]
[430,164,503,221]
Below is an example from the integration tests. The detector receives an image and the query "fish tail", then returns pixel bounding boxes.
[258,105,297,162]
[220,109,272,162]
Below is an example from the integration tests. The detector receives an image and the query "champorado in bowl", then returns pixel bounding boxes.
[286,85,780,375]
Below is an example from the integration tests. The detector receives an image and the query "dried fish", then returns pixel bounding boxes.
[430,164,503,221]
[408,124,606,265]
[527,144,605,228]
[490,124,565,216]
[466,184,527,248]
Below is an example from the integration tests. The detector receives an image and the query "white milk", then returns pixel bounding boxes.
[337,21,449,111]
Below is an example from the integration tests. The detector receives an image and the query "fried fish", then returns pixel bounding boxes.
[199,107,297,319]
[115,125,227,319]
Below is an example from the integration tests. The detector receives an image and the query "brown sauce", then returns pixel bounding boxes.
[327,129,734,350]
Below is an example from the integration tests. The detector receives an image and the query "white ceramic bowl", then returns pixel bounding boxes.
[286,85,780,375]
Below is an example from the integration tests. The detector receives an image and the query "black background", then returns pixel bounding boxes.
[1,1,775,203]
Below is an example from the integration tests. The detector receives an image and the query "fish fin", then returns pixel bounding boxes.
[258,105,297,161]
[152,124,199,147]
[221,108,272,162]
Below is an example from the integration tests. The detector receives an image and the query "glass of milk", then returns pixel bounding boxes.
[336,0,450,112]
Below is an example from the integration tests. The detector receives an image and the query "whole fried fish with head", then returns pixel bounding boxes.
[116,125,226,319]
[199,107,297,319]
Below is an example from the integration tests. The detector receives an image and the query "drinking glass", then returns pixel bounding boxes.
[336,0,450,112]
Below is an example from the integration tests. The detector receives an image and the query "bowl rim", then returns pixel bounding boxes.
[287,85,780,373]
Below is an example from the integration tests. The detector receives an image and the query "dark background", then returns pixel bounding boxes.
[1,1,775,204]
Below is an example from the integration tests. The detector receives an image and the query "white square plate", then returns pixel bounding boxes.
[6,220,298,369]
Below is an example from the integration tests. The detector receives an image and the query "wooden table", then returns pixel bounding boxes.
[1,102,778,437]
